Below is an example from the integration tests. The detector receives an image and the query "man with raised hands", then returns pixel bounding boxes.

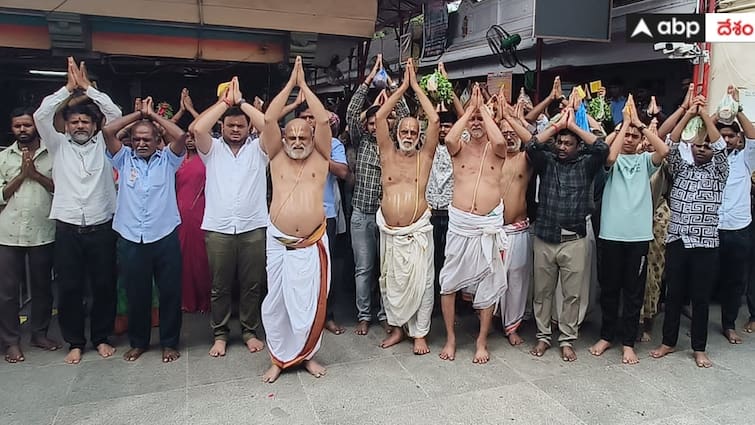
[190,77,268,358]
[102,97,187,363]
[438,84,508,364]
[373,59,440,355]
[259,57,332,383]
[509,106,608,362]
[33,57,121,365]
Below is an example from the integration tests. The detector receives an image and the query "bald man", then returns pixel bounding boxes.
[374,59,440,355]
[260,57,332,383]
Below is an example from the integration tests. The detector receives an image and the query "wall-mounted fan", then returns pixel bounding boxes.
[486,25,530,71]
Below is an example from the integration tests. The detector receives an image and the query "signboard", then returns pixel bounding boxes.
[486,71,513,101]
[533,0,611,42]
[421,0,449,59]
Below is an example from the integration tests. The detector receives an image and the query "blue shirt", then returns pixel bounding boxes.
[324,138,347,219]
[108,146,184,243]
[610,96,627,125]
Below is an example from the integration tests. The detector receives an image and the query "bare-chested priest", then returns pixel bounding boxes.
[438,84,509,363]
[497,102,534,346]
[374,59,440,355]
[260,57,332,383]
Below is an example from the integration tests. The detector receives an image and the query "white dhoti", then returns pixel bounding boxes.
[261,220,330,369]
[499,220,533,335]
[377,208,434,338]
[439,203,509,310]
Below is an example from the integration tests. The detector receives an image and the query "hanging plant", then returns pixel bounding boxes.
[419,70,453,104]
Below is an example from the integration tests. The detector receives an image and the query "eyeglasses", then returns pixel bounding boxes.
[300,115,315,120]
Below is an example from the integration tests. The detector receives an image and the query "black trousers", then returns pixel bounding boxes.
[749,221,755,322]
[430,210,449,297]
[0,244,54,348]
[662,240,719,352]
[326,217,338,322]
[118,229,182,349]
[597,239,648,348]
[718,227,751,330]
[55,221,117,351]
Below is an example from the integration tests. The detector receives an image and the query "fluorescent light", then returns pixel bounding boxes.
[29,70,67,77]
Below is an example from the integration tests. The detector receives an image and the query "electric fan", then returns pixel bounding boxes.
[486,25,530,71]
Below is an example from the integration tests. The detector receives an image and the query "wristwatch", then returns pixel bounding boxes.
[238,98,247,106]
[638,124,648,132]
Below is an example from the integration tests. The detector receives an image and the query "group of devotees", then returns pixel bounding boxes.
[2,54,754,383]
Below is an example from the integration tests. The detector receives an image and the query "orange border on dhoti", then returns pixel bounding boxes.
[270,223,329,369]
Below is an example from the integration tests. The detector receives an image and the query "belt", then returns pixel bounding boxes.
[560,233,583,243]
[56,220,112,234]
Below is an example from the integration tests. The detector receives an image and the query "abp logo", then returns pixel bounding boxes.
[626,14,706,43]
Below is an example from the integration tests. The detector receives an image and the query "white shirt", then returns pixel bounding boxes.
[199,136,268,234]
[719,137,755,230]
[33,86,121,226]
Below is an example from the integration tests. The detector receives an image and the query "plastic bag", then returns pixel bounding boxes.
[373,68,389,89]
[716,93,739,125]
[575,103,590,132]
[682,116,705,144]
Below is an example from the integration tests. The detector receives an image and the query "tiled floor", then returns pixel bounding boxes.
[2,304,754,425]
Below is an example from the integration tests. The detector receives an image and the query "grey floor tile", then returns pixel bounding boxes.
[623,349,753,406]
[321,399,452,425]
[302,357,429,423]
[394,346,522,398]
[187,376,317,425]
[701,400,755,425]
[53,388,186,425]
[533,366,685,425]
[702,343,755,381]
[65,349,187,405]
[314,327,402,365]
[437,382,584,425]
[186,342,270,387]
[493,336,615,381]
[0,365,77,425]
[642,412,720,425]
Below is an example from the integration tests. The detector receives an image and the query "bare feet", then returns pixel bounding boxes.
[96,343,116,358]
[209,340,227,357]
[64,348,82,364]
[473,340,490,364]
[637,331,652,343]
[262,364,282,383]
[123,347,147,361]
[530,341,550,357]
[379,327,404,349]
[507,332,524,346]
[622,346,640,365]
[245,337,265,353]
[162,347,180,363]
[4,345,25,363]
[325,320,345,335]
[354,320,369,336]
[561,345,577,362]
[413,337,430,355]
[589,339,612,356]
[724,329,743,344]
[693,351,712,368]
[745,321,755,333]
[650,344,675,359]
[439,339,456,361]
[380,320,393,334]
[304,359,327,378]
[31,336,62,351]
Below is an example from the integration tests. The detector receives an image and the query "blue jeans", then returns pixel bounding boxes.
[351,208,385,322]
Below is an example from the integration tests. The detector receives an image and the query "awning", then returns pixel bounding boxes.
[0,0,379,38]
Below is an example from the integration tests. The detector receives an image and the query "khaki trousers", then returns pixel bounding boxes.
[533,235,589,347]
[206,228,266,342]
